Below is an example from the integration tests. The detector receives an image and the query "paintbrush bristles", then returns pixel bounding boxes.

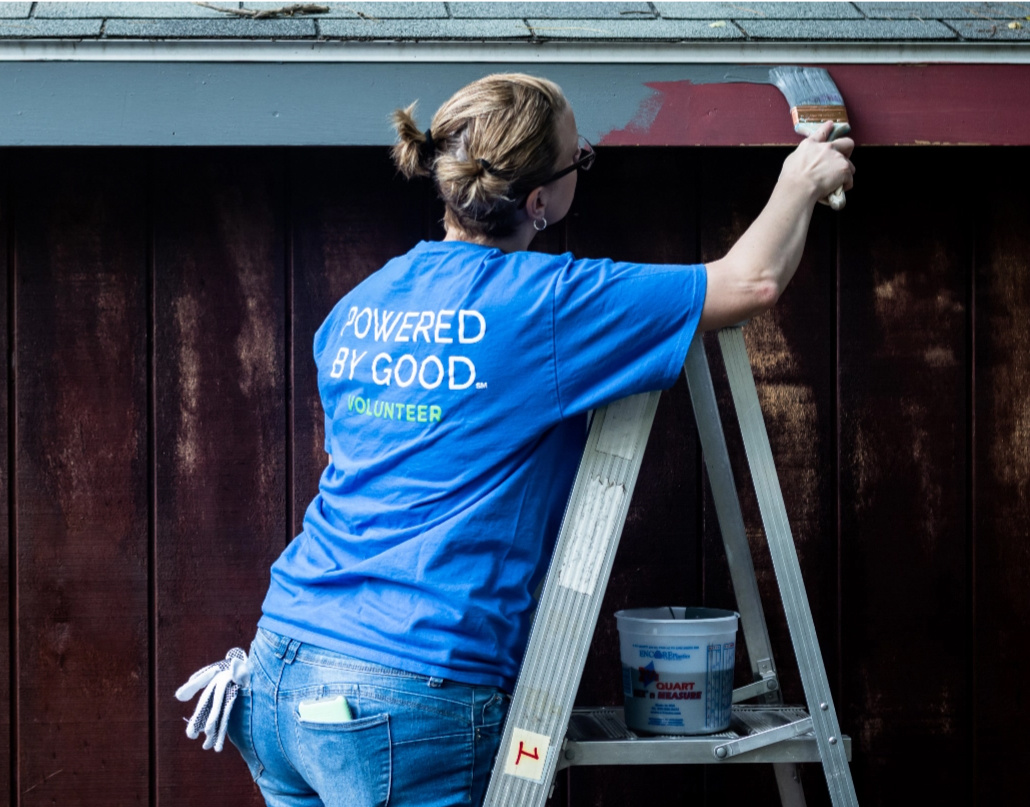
[769,66,845,108]
[769,66,850,131]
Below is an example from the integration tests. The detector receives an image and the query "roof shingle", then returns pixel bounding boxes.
[0,1,1026,44]
[654,2,864,20]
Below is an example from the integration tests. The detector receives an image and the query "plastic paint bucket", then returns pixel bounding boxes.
[615,606,738,735]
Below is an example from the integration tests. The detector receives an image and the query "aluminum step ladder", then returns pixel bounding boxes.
[484,327,858,807]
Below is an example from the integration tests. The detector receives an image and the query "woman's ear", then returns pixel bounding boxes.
[524,186,548,223]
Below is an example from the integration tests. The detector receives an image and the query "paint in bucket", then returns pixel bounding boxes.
[615,606,738,735]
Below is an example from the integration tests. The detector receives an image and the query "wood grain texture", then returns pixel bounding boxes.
[695,147,839,806]
[153,150,287,806]
[973,158,1030,803]
[2,141,1029,807]
[289,147,434,538]
[564,147,705,805]
[13,150,150,806]
[0,152,10,806]
[838,149,972,806]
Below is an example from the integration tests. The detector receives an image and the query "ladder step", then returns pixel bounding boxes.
[559,706,852,768]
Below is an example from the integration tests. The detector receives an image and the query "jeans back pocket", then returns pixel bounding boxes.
[295,713,392,807]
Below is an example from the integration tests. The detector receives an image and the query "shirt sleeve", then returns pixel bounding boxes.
[551,256,707,418]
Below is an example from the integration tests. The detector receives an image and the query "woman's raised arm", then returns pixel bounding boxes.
[699,121,855,331]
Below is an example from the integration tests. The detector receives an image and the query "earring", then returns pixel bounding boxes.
[533,217,547,232]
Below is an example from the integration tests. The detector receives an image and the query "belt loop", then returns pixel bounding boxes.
[283,639,302,664]
[273,633,292,660]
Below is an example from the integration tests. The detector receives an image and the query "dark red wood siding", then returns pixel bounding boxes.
[3,146,1027,807]
[13,152,151,807]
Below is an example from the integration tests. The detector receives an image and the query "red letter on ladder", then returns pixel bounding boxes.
[515,741,540,766]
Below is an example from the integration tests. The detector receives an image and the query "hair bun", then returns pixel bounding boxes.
[390,103,432,179]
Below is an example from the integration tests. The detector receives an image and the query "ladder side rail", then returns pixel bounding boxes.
[484,391,662,807]
[684,335,781,696]
[685,334,807,807]
[717,327,858,807]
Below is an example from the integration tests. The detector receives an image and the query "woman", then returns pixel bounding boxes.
[197,73,853,807]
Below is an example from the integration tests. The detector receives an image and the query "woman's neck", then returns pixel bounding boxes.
[443,222,536,254]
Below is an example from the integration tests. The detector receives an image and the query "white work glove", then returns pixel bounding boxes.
[175,647,251,752]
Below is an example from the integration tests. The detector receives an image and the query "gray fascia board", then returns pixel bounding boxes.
[0,61,658,146]
[0,52,1025,147]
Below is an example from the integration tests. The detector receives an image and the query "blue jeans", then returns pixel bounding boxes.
[227,628,510,807]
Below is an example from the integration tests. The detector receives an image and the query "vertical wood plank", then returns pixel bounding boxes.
[697,146,839,807]
[290,147,433,537]
[0,150,10,806]
[838,149,971,806]
[14,150,149,805]
[974,156,1030,803]
[564,147,705,806]
[154,150,286,806]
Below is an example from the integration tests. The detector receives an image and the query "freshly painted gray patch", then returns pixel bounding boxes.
[0,2,30,18]
[738,19,958,40]
[527,18,744,39]
[318,19,532,39]
[654,2,863,20]
[35,1,228,18]
[104,18,318,38]
[0,19,103,37]
[450,2,655,19]
[853,2,1022,20]
[946,18,1030,40]
[0,61,739,146]
[313,3,449,18]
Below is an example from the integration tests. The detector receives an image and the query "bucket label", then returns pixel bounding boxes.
[621,641,735,734]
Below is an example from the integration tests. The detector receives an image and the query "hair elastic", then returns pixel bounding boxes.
[476,158,517,182]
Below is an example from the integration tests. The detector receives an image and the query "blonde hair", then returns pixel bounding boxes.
[392,73,569,238]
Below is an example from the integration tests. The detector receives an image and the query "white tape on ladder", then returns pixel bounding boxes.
[558,477,625,596]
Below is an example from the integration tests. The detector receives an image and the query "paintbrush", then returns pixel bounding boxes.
[768,66,850,210]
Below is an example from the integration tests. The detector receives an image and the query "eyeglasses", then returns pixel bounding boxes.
[540,136,595,185]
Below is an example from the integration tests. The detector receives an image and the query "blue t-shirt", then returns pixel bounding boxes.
[259,240,707,690]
